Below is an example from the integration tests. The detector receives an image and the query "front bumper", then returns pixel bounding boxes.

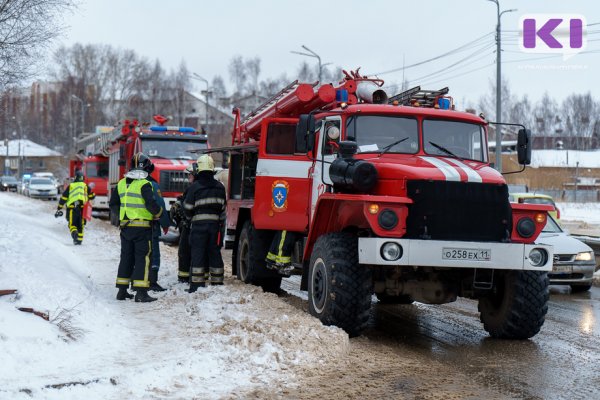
[358,238,553,271]
[29,192,57,199]
[548,262,596,284]
[92,195,109,210]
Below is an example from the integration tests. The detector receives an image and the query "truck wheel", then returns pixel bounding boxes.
[308,232,372,337]
[376,293,414,305]
[236,221,281,293]
[478,270,549,339]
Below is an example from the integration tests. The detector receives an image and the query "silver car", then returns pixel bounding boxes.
[27,177,58,201]
[538,216,597,292]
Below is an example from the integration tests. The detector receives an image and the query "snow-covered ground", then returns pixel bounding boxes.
[0,193,348,399]
[1,192,599,399]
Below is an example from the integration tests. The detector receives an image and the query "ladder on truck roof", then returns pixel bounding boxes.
[388,86,449,108]
[240,80,302,126]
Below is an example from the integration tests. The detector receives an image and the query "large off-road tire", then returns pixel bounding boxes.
[236,221,281,293]
[478,270,549,339]
[308,232,372,337]
[376,293,414,305]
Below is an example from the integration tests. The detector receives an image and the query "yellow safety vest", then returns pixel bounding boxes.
[67,182,88,206]
[117,178,153,222]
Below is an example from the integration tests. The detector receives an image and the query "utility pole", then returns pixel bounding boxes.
[488,0,516,172]
[291,45,331,83]
[71,94,86,140]
[192,73,210,130]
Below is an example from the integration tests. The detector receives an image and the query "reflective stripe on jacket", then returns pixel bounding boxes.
[66,182,88,206]
[117,178,153,221]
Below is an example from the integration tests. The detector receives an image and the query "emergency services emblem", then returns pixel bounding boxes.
[271,180,289,212]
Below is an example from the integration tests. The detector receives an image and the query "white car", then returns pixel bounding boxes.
[537,216,597,292]
[27,177,58,201]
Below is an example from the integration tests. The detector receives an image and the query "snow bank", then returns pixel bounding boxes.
[0,193,348,399]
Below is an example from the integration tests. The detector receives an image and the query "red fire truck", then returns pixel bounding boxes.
[219,70,554,339]
[70,116,207,222]
[71,131,111,211]
[106,116,208,224]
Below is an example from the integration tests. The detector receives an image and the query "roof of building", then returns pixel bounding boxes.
[0,139,62,157]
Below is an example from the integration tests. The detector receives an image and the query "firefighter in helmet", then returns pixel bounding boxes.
[170,163,195,284]
[109,152,163,302]
[183,154,226,292]
[55,170,95,245]
[141,158,171,292]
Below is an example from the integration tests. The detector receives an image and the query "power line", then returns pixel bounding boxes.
[410,44,495,83]
[372,32,494,75]
[418,62,495,87]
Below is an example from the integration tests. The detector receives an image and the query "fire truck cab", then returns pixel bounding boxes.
[223,71,553,339]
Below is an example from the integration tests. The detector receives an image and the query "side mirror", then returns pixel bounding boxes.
[517,128,532,165]
[296,114,315,152]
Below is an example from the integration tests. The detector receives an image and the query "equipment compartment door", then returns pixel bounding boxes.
[254,118,312,232]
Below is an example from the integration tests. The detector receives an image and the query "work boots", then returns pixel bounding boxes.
[188,283,206,293]
[116,288,134,300]
[149,268,166,292]
[71,231,78,245]
[134,289,157,303]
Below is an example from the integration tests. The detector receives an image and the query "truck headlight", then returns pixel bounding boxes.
[528,248,548,267]
[381,242,402,261]
[575,251,593,261]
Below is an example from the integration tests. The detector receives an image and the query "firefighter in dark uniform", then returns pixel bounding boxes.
[183,155,226,292]
[109,153,163,302]
[55,170,95,245]
[170,163,195,283]
[266,230,296,275]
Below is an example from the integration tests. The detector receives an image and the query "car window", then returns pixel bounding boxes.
[522,198,555,207]
[30,179,52,185]
[542,216,563,233]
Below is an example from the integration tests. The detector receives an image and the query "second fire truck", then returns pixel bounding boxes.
[218,69,554,339]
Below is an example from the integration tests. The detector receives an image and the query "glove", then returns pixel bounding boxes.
[162,227,169,235]
[54,209,63,218]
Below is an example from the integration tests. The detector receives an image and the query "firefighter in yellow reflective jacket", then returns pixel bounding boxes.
[109,153,163,303]
[55,170,95,245]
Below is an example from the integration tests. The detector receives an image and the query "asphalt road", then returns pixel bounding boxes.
[279,277,600,400]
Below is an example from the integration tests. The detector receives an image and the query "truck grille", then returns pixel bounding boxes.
[406,180,512,242]
[159,170,189,194]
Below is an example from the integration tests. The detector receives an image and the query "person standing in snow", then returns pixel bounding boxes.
[110,152,163,303]
[170,163,195,284]
[142,158,171,292]
[55,170,95,245]
[183,154,226,292]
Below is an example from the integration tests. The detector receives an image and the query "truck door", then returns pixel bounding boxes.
[309,116,340,221]
[253,118,312,232]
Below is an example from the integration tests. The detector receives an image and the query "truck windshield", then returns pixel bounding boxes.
[423,119,485,162]
[141,139,208,160]
[86,161,109,178]
[345,115,419,154]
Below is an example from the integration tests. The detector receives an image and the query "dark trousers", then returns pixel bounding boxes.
[67,206,84,242]
[190,222,224,284]
[116,227,152,290]
[151,222,160,268]
[266,230,296,266]
[178,223,192,281]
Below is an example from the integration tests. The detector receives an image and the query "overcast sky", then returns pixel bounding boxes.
[52,0,599,111]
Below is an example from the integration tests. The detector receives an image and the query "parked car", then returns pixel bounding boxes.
[0,175,18,192]
[27,177,58,200]
[18,174,31,195]
[537,215,596,292]
[509,192,560,223]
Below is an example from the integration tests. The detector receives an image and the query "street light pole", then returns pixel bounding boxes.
[192,73,209,130]
[291,45,330,83]
[488,0,516,172]
[71,94,85,139]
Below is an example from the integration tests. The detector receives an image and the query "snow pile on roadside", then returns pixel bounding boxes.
[557,202,600,225]
[0,192,349,399]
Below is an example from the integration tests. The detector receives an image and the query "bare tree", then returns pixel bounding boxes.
[533,92,560,137]
[0,0,75,89]
[561,93,598,150]
[245,57,261,94]
[228,55,247,96]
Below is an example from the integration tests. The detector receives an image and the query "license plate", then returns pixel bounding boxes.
[442,248,491,261]
[553,265,572,273]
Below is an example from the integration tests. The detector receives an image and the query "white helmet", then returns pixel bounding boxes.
[195,154,215,172]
